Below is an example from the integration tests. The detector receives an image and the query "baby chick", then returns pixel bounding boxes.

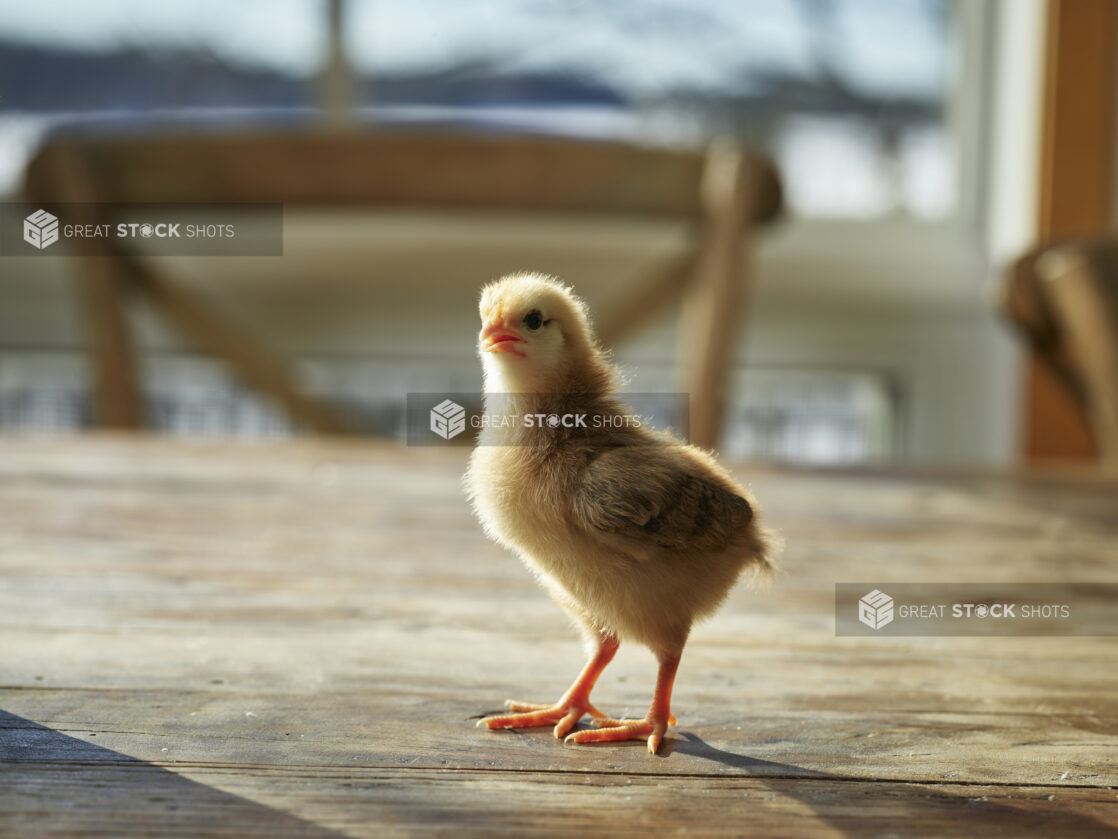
[467,273,775,754]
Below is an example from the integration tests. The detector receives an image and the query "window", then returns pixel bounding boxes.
[0,1,1014,465]
[3,0,959,220]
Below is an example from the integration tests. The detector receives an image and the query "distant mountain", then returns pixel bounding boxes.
[0,40,625,114]
[0,37,939,136]
[0,40,306,112]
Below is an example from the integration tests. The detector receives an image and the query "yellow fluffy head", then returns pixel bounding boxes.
[477,272,612,394]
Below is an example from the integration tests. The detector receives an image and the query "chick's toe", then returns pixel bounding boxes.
[566,715,672,755]
[479,698,613,739]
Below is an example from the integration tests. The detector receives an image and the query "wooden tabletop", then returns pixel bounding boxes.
[1,435,1117,837]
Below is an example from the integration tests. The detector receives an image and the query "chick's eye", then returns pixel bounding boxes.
[523,309,544,331]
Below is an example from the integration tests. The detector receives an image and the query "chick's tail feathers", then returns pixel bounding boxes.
[743,522,783,591]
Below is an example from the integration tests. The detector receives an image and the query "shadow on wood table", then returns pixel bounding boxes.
[669,733,1118,838]
[0,711,346,838]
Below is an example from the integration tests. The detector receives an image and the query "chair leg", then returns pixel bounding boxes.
[75,262,144,429]
[39,143,144,429]
[680,144,757,451]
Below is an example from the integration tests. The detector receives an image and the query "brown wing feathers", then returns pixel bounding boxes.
[575,453,753,553]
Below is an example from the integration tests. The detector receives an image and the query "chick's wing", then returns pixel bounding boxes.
[573,446,753,556]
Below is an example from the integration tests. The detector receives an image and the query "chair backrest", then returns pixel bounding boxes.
[20,128,782,445]
[24,130,781,225]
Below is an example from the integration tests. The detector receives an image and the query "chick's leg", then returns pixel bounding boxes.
[479,631,619,739]
[566,649,681,754]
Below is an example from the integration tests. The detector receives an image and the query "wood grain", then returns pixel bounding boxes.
[1,436,1117,837]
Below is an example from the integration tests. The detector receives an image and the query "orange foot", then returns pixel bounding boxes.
[565,712,676,754]
[478,698,613,739]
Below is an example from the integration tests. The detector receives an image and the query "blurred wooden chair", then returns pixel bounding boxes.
[1000,238,1118,466]
[23,131,781,446]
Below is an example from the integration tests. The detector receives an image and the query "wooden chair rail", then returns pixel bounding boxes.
[25,132,781,224]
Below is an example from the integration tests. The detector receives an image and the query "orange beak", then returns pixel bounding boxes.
[480,320,526,357]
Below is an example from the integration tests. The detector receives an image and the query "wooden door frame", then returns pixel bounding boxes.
[1025,0,1117,460]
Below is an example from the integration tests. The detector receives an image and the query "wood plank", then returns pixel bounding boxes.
[4,761,1117,839]
[1,436,1117,836]
[2,685,1116,787]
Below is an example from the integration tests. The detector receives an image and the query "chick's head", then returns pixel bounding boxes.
[478,273,612,394]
